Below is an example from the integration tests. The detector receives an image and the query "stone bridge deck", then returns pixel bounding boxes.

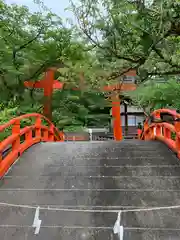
[0,140,180,239]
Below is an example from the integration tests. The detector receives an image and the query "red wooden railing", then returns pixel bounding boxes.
[139,109,180,158]
[0,113,64,178]
[2,108,180,178]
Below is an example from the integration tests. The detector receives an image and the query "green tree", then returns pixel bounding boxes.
[0,0,96,101]
[71,0,180,81]
[0,0,112,133]
[52,89,111,130]
[128,79,180,114]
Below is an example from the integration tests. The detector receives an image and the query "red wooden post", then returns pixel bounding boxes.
[175,121,180,157]
[35,117,42,139]
[164,127,171,139]
[156,125,161,136]
[25,129,32,142]
[112,92,123,141]
[12,120,20,151]
[24,68,136,141]
[49,125,55,141]
[24,68,64,120]
[104,69,137,141]
[43,69,54,120]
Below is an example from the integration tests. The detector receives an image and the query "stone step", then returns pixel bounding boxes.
[0,140,179,240]
[1,189,180,206]
[11,156,175,169]
[1,206,180,229]
[0,227,180,240]
[7,165,180,177]
[2,175,180,190]
[0,228,117,240]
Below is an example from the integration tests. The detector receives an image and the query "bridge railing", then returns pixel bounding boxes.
[139,109,180,158]
[0,113,64,178]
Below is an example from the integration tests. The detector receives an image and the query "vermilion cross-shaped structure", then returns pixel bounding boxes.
[24,68,136,140]
[24,68,64,120]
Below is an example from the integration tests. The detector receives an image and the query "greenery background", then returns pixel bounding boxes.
[1,0,180,140]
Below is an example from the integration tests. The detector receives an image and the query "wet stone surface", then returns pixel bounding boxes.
[0,140,180,239]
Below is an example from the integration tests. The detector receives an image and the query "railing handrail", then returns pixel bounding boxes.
[139,108,180,158]
[0,113,64,178]
[0,113,57,132]
[142,122,180,137]
[146,109,180,122]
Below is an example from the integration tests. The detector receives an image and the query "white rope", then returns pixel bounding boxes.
[0,201,180,213]
[0,225,180,231]
[1,201,180,237]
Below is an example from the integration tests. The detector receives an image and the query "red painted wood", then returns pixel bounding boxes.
[24,68,137,141]
[0,113,64,178]
[43,69,54,120]
[141,109,180,158]
[24,79,63,89]
[112,93,123,141]
[24,69,64,120]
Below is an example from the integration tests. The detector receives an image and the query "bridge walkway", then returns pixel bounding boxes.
[0,140,180,239]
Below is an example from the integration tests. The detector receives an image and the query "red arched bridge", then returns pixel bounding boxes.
[0,108,180,240]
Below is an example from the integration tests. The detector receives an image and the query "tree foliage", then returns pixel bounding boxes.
[0,1,65,99]
[0,0,112,131]
[0,0,102,99]
[52,90,110,130]
[3,0,180,132]
[71,0,180,80]
[128,79,180,114]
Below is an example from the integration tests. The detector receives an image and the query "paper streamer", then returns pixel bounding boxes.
[32,206,42,235]
[113,211,124,240]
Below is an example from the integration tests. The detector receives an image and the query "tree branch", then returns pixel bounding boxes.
[84,28,142,63]
[107,66,135,81]
[76,9,142,64]
[152,46,180,68]
[12,27,44,61]
[0,69,14,99]
[148,70,180,76]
